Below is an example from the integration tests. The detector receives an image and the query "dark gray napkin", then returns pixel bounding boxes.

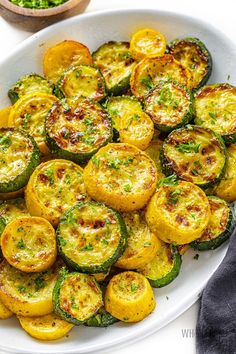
[196,226,236,354]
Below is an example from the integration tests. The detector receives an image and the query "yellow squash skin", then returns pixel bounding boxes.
[8,93,58,155]
[130,54,190,100]
[130,28,166,61]
[215,144,236,202]
[25,159,88,227]
[0,298,13,319]
[105,271,155,322]
[119,111,154,150]
[0,106,11,128]
[0,259,63,316]
[18,313,74,340]
[115,211,159,269]
[83,143,157,212]
[145,181,210,244]
[145,139,165,181]
[1,216,57,273]
[43,40,93,84]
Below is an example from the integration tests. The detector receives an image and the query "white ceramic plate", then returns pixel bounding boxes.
[0,8,235,354]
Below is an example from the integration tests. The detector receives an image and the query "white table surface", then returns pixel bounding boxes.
[0,0,235,353]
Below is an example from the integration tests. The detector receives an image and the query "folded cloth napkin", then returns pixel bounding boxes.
[196,226,236,354]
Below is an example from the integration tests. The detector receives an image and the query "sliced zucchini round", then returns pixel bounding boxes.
[145,181,210,244]
[1,216,57,273]
[53,271,103,325]
[83,143,157,212]
[161,125,227,188]
[167,38,212,90]
[0,198,29,237]
[43,40,93,84]
[144,139,165,181]
[105,95,143,139]
[0,128,40,193]
[55,65,106,102]
[8,74,53,104]
[93,41,135,96]
[104,271,155,323]
[57,201,127,273]
[8,93,58,155]
[45,96,112,162]
[191,196,234,250]
[130,28,166,60]
[0,259,63,316]
[215,144,236,202]
[25,159,88,227]
[115,210,159,269]
[138,241,182,288]
[194,83,236,143]
[84,307,118,327]
[119,111,154,150]
[130,54,190,100]
[144,80,194,132]
[17,313,74,341]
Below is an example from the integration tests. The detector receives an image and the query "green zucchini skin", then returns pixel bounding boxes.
[138,245,182,288]
[54,65,106,102]
[93,41,135,96]
[144,80,195,132]
[8,74,53,104]
[53,270,103,326]
[0,128,40,193]
[194,83,236,144]
[167,37,212,91]
[191,196,235,251]
[160,125,227,189]
[45,97,113,163]
[84,307,118,327]
[57,201,127,273]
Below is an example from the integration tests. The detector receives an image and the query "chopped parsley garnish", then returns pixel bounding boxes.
[17,285,27,293]
[10,0,68,9]
[91,155,100,167]
[84,118,93,126]
[176,142,201,153]
[121,52,132,60]
[209,111,217,124]
[157,174,178,188]
[108,157,134,169]
[62,212,77,225]
[131,283,139,292]
[44,167,54,185]
[123,183,132,192]
[81,243,93,251]
[76,69,82,78]
[17,238,25,249]
[63,128,71,139]
[191,169,199,176]
[140,76,154,90]
[61,99,71,112]
[101,239,109,246]
[82,136,96,146]
[58,236,67,246]
[0,135,12,150]
[168,189,181,205]
[35,276,45,291]
[17,226,24,233]
[22,113,32,129]
[157,86,179,109]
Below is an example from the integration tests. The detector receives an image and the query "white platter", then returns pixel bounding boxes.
[0,8,235,354]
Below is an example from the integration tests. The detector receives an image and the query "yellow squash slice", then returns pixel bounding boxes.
[8,93,58,155]
[105,271,155,322]
[215,144,236,202]
[130,28,166,60]
[130,54,190,100]
[145,181,210,244]
[115,211,159,269]
[0,198,29,237]
[119,111,154,150]
[1,216,57,273]
[0,106,11,128]
[144,139,165,181]
[18,313,74,340]
[25,159,88,226]
[0,259,63,316]
[43,40,93,84]
[0,298,13,319]
[83,143,157,212]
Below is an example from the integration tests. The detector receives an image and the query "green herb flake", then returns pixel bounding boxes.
[58,236,67,246]
[91,155,100,168]
[10,0,68,9]
[101,239,109,246]
[81,243,93,251]
[209,111,217,124]
[44,167,54,185]
[0,135,12,150]
[22,113,32,129]
[168,189,181,205]
[131,283,139,292]
[76,69,82,78]
[140,76,154,90]
[176,142,201,154]
[121,52,132,60]
[157,174,178,188]
[17,226,24,233]
[17,238,25,249]
[17,285,27,294]
[35,276,45,291]
[123,183,132,192]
